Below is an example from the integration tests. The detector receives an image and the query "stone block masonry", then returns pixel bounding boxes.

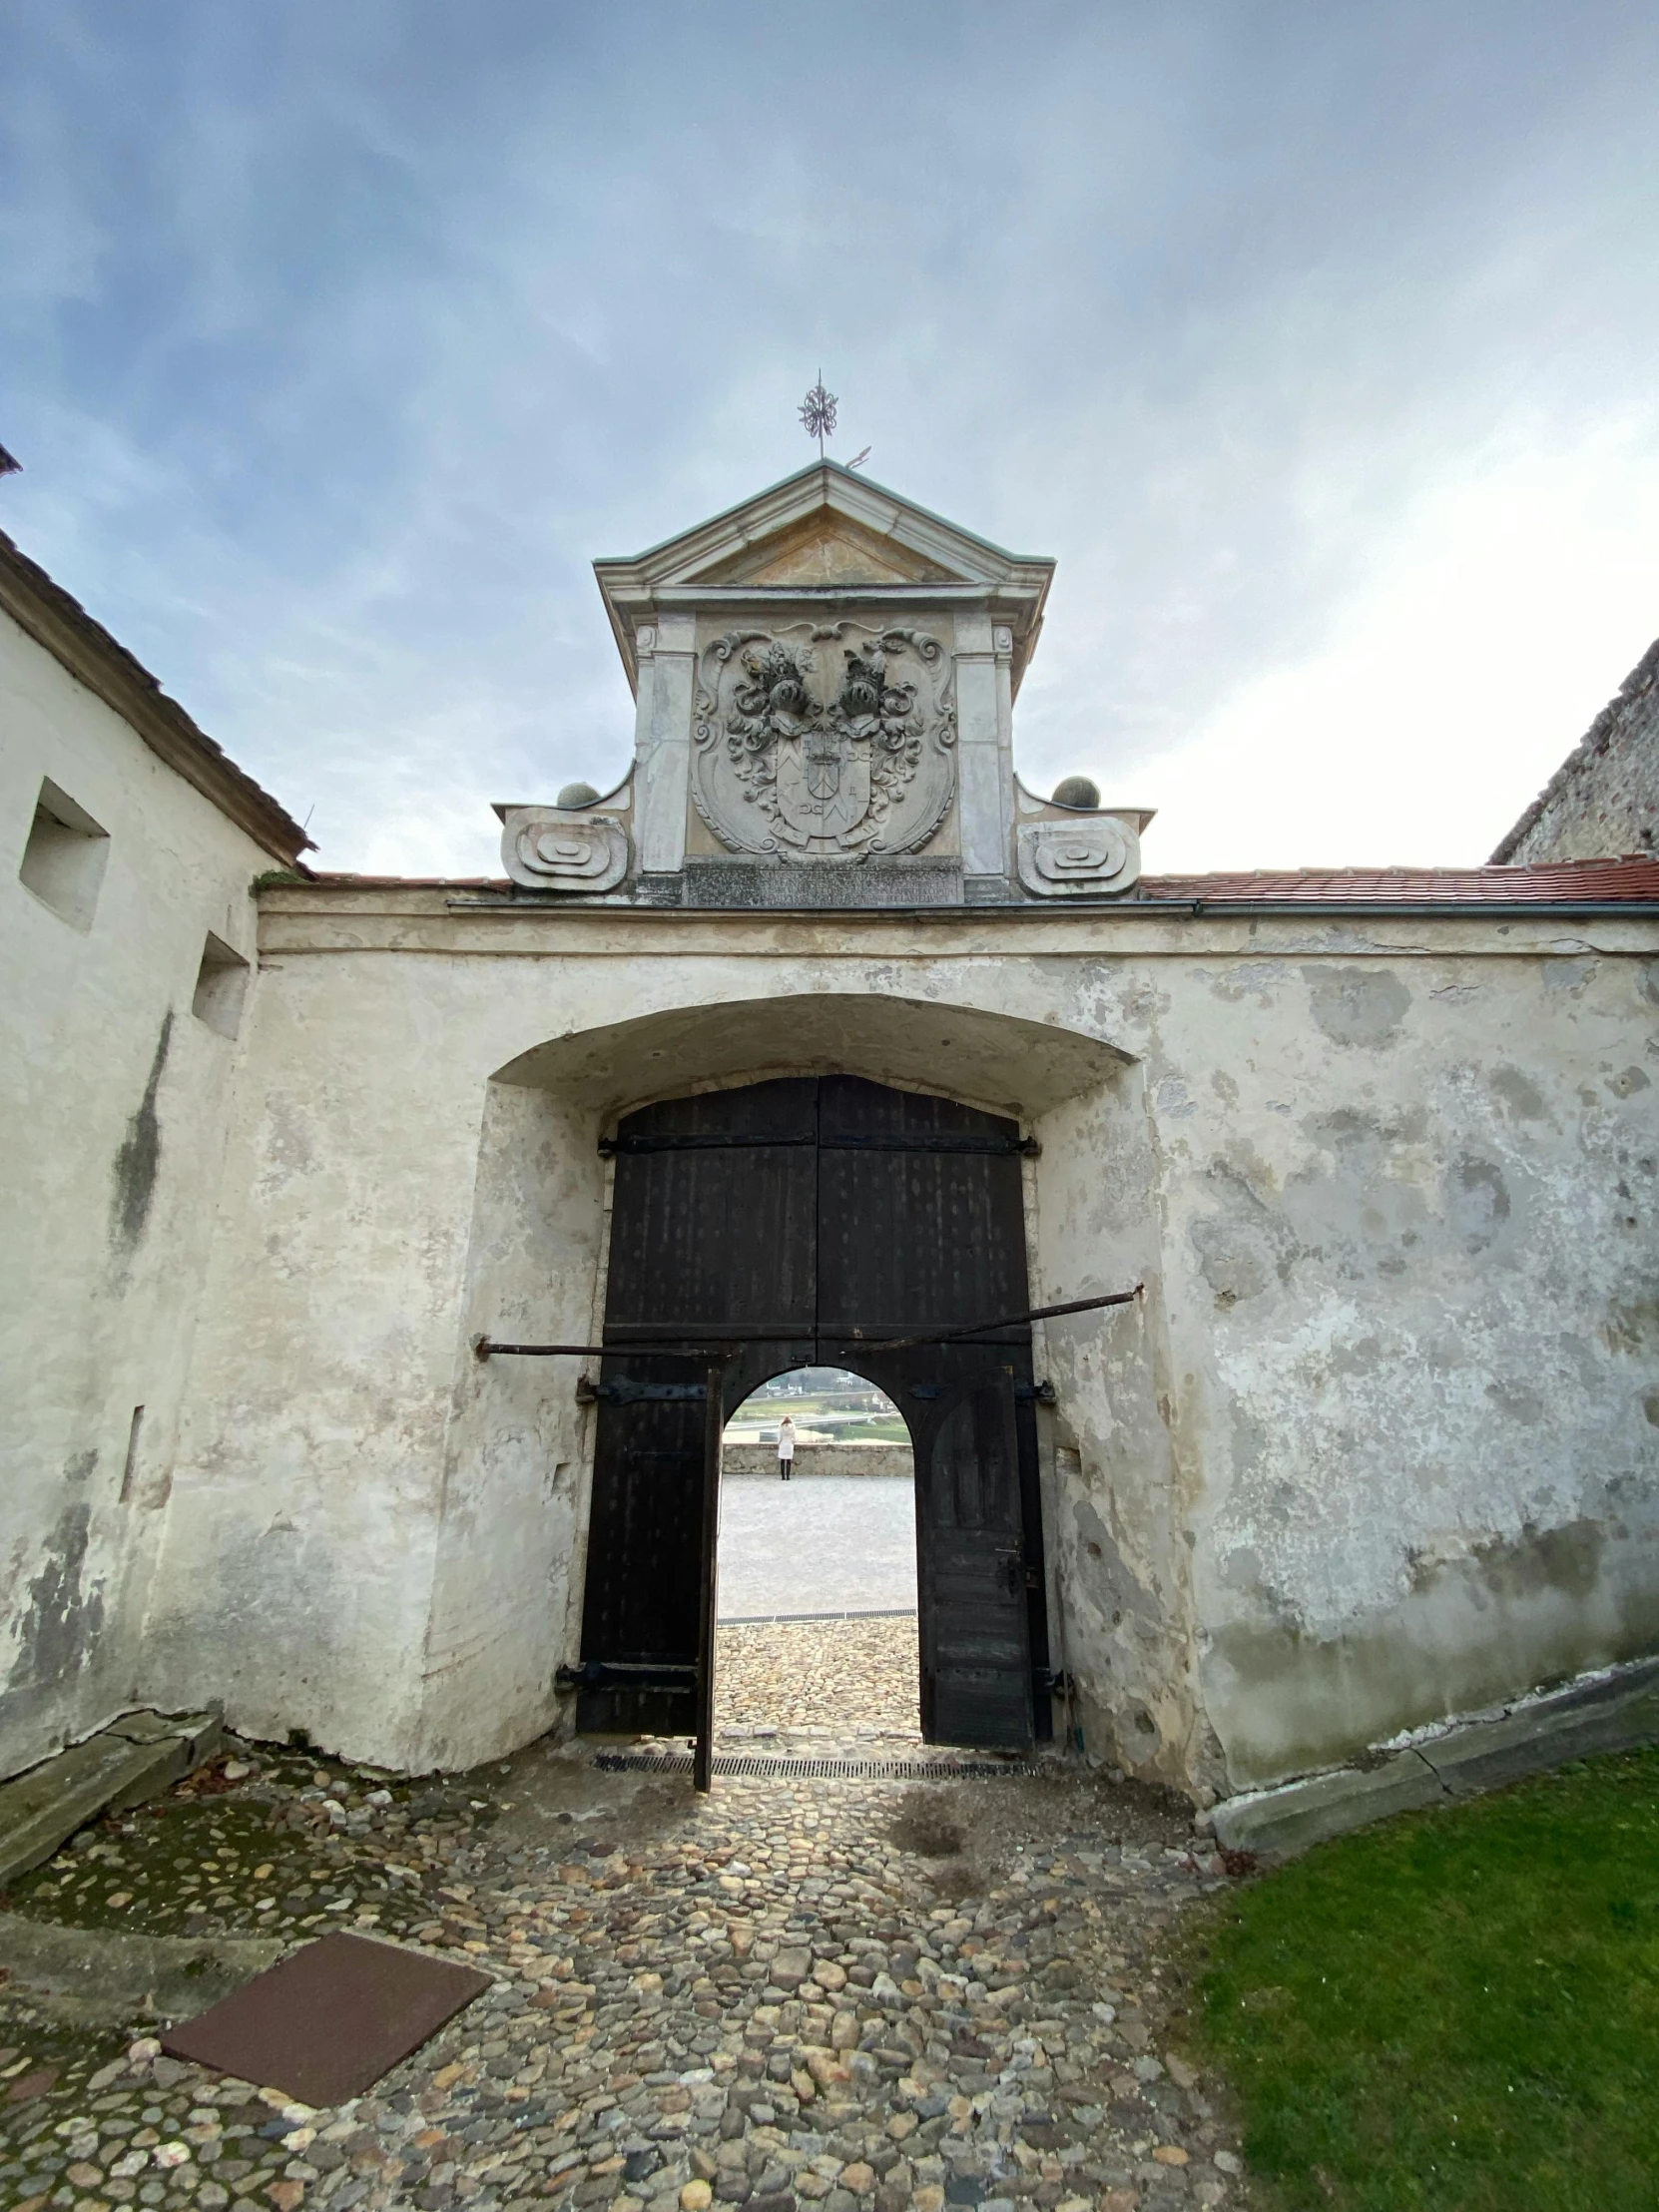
[1492,633,1659,860]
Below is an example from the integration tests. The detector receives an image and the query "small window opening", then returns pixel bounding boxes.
[192,931,251,1038]
[18,778,110,930]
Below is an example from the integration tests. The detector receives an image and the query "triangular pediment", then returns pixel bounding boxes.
[697,509,959,588]
[593,460,1055,696]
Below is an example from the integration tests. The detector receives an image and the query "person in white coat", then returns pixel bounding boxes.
[777,1414,796,1482]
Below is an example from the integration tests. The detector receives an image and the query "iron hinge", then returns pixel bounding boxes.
[907,1379,1055,1403]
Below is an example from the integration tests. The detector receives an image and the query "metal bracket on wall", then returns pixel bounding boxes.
[575,1376,710,1406]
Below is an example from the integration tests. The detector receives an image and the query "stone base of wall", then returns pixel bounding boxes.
[723,1444,913,1479]
[1209,1655,1659,1860]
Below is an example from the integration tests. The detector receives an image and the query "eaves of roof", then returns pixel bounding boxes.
[286,855,1659,911]
[0,526,311,867]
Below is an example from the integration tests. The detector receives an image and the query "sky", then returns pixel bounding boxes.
[3,1,1658,877]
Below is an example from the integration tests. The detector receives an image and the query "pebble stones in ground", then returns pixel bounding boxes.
[716,1619,922,1746]
[0,1623,1248,2212]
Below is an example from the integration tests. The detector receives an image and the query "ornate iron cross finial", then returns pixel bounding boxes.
[800,372,837,458]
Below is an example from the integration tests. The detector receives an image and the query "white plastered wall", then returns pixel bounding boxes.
[141,897,1659,1795]
[0,607,272,1778]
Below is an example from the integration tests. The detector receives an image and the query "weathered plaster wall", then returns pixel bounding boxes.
[1028,1061,1207,1792]
[0,607,270,1779]
[1156,943,1659,1786]
[139,945,503,1767]
[1493,635,1659,861]
[142,894,1659,1796]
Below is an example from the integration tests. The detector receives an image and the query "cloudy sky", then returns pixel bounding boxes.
[4,2,1657,876]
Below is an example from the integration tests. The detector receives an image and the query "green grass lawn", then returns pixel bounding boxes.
[1187,1747,1659,2211]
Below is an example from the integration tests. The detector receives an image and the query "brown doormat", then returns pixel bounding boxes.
[160,1933,491,2105]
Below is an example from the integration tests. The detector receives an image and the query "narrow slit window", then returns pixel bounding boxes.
[192,931,251,1039]
[18,777,110,930]
[119,1405,145,1503]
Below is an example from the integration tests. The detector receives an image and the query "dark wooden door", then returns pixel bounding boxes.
[576,1074,1050,1747]
[575,1079,818,1734]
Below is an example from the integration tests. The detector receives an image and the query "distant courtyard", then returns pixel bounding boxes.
[719,1369,917,1622]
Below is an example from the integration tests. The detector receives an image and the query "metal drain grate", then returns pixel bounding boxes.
[591,1751,1028,1780]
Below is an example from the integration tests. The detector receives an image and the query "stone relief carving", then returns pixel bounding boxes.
[500,809,630,893]
[692,623,955,863]
[1016,816,1141,897]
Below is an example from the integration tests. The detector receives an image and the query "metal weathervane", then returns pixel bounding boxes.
[799,372,837,457]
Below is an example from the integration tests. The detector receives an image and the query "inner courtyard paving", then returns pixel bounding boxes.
[0,1621,1248,2212]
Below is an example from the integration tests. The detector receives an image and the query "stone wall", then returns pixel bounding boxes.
[723,1445,914,1480]
[1492,636,1659,862]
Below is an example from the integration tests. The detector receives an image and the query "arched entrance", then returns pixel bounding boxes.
[575,1074,1052,1750]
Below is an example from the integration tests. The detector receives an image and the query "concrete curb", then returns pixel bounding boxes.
[1212,1657,1659,1860]
[0,1709,223,1889]
[0,1911,281,2026]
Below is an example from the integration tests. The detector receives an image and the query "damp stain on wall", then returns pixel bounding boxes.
[110,1010,173,1256]
[5,1494,105,1699]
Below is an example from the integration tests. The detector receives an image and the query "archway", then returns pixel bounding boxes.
[574,1074,1051,1750]
[717,1364,918,1742]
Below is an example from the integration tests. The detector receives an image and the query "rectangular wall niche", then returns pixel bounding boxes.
[192,931,251,1039]
[19,777,110,931]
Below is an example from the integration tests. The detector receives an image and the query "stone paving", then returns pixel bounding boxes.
[717,1480,917,1622]
[0,1624,1248,2212]
[715,1620,920,1745]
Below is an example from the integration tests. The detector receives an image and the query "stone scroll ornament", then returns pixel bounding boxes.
[691,625,956,863]
[500,810,630,893]
[1015,817,1142,897]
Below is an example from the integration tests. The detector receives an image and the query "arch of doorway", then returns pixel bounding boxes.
[416,992,1198,1794]
[718,1360,918,1623]
[489,989,1130,1123]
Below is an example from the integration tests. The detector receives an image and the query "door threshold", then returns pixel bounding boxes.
[590,1749,1032,1780]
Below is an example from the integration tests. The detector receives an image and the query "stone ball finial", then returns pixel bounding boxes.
[556,781,601,810]
[1051,775,1101,811]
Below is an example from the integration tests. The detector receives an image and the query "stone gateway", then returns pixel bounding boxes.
[3,461,1657,1814]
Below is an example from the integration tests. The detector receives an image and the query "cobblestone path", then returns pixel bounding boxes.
[0,1628,1247,2212]
[715,1619,921,1745]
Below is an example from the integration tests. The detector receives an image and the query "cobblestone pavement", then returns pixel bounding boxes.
[0,1628,1248,2212]
[715,1619,920,1746]
[718,1481,917,1622]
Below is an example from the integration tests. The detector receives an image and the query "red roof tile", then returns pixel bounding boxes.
[1137,857,1659,904]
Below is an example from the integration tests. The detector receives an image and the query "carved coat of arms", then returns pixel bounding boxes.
[692,625,955,863]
